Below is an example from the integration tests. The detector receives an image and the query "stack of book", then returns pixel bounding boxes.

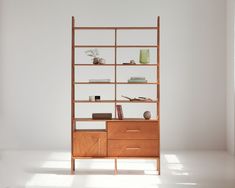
[128,77,147,83]
[89,79,111,83]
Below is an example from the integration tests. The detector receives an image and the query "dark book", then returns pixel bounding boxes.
[116,105,123,120]
[92,113,112,120]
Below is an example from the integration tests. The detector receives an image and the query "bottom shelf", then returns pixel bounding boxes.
[75,118,158,121]
[72,156,159,159]
[71,157,160,175]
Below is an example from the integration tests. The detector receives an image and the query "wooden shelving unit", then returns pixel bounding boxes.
[71,16,160,175]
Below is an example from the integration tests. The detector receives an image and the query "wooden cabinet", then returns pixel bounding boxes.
[107,120,159,157]
[108,139,159,157]
[107,121,159,140]
[73,131,107,157]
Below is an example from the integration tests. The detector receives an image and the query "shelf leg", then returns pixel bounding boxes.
[114,158,117,175]
[157,157,160,175]
[71,158,75,174]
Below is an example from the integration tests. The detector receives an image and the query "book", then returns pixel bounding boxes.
[92,113,112,120]
[116,105,123,120]
[130,77,146,80]
[128,79,147,83]
[89,79,111,83]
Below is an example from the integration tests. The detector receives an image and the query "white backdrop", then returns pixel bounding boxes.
[227,0,235,155]
[0,0,227,150]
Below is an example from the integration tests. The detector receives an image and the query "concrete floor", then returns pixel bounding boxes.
[0,150,234,188]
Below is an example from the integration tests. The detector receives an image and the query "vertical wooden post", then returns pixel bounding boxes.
[114,29,117,119]
[71,16,75,174]
[157,16,161,175]
[114,158,118,175]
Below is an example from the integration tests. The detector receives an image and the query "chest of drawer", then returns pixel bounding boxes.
[108,139,159,157]
[107,121,159,139]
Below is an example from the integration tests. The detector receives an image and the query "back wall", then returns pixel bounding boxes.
[0,0,226,150]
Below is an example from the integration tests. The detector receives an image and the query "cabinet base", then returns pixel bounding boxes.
[71,157,160,175]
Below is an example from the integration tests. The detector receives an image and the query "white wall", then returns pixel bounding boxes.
[227,0,235,155]
[0,0,227,150]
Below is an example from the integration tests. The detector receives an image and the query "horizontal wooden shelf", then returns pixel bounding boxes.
[117,64,159,67]
[74,82,115,84]
[74,26,158,30]
[74,82,159,85]
[75,64,115,66]
[118,82,158,84]
[74,129,106,132]
[74,100,158,103]
[74,45,158,48]
[72,156,160,159]
[75,118,158,122]
[74,64,159,67]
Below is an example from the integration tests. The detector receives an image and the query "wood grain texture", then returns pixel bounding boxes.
[73,131,107,157]
[107,121,159,139]
[108,139,159,157]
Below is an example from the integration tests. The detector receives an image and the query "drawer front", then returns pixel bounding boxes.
[107,121,158,139]
[73,131,107,157]
[108,139,159,157]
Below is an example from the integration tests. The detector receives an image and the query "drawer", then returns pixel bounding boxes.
[108,139,159,157]
[107,121,158,139]
[73,131,107,157]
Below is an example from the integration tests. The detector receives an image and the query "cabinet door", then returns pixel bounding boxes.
[73,131,107,157]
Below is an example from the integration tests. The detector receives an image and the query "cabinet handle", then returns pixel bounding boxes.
[126,147,140,150]
[126,129,140,133]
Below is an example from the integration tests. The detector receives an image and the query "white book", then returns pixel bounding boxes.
[130,77,146,80]
[89,79,111,83]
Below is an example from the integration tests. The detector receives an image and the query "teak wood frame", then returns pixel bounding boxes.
[71,16,160,175]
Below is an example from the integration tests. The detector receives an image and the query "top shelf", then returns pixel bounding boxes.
[74,64,159,67]
[74,27,159,30]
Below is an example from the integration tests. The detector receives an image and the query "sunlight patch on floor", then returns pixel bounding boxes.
[82,175,161,188]
[164,154,180,163]
[164,154,185,172]
[167,163,184,171]
[171,171,189,176]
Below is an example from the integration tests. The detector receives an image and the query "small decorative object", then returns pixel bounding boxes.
[89,96,95,101]
[129,60,136,64]
[122,95,153,102]
[143,111,151,120]
[98,58,106,64]
[95,96,101,101]
[139,49,150,64]
[122,60,136,65]
[85,49,99,64]
[116,105,123,120]
[89,96,101,101]
[85,49,106,65]
[93,57,99,64]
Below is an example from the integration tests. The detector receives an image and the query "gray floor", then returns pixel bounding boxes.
[0,150,234,188]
